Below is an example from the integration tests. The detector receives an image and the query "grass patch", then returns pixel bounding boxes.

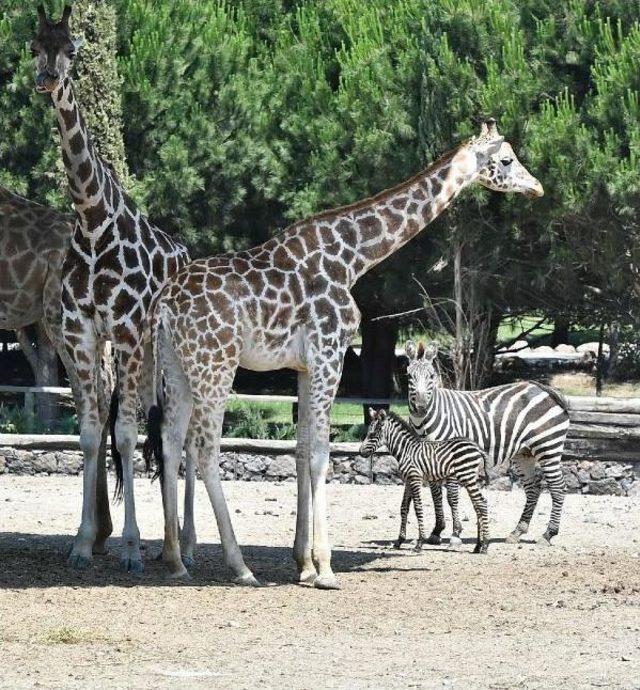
[43,626,95,645]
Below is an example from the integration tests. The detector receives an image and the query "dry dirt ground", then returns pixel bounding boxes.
[1,476,639,690]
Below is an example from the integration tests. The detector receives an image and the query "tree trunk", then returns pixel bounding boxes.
[595,323,605,396]
[452,238,468,390]
[551,316,570,347]
[606,320,621,381]
[15,323,60,429]
[360,318,399,424]
[472,307,502,389]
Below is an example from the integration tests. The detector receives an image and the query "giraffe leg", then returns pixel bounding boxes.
[536,456,566,545]
[426,481,446,545]
[156,338,193,579]
[66,328,103,570]
[180,436,198,568]
[293,372,317,584]
[394,483,412,549]
[410,476,429,552]
[445,479,463,548]
[113,351,145,575]
[307,361,343,590]
[506,457,541,544]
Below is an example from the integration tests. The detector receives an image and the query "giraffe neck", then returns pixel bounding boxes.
[50,78,122,234]
[282,144,477,287]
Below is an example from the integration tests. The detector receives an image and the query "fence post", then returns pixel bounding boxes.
[24,391,35,419]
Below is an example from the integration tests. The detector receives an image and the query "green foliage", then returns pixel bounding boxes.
[0,0,638,342]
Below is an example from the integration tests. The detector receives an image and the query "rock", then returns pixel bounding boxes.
[265,455,296,479]
[555,344,576,353]
[372,454,398,477]
[577,469,590,484]
[352,457,372,477]
[564,473,581,491]
[0,455,5,474]
[590,465,606,480]
[587,478,623,496]
[605,464,625,479]
[244,457,267,474]
[577,342,609,355]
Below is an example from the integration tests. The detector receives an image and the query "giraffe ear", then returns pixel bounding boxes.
[61,5,72,27]
[417,341,425,359]
[405,340,417,361]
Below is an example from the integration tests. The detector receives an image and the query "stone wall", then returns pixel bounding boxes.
[1,446,638,496]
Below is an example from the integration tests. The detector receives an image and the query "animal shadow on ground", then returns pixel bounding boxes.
[0,533,392,589]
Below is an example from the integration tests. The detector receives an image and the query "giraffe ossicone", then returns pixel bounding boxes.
[146,116,543,588]
[32,5,190,574]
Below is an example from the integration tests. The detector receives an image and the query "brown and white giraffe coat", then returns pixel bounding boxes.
[148,120,543,588]
[32,5,189,573]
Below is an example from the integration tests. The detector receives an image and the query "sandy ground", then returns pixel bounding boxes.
[0,476,639,690]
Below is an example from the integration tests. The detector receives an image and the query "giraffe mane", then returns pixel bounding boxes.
[284,145,462,233]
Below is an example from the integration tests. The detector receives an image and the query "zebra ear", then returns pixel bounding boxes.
[405,340,417,361]
[417,341,425,359]
[368,407,377,420]
[424,341,438,361]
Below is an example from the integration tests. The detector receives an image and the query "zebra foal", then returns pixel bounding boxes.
[404,340,570,546]
[359,409,491,554]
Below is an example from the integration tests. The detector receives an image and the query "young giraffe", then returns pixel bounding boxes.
[148,118,543,588]
[0,186,114,550]
[31,6,190,573]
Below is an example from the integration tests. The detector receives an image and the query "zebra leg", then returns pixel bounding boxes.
[537,457,566,545]
[394,483,412,549]
[464,482,489,554]
[445,479,463,547]
[426,481,446,545]
[410,478,429,552]
[506,458,541,544]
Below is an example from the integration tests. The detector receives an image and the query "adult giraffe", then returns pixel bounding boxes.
[148,119,544,588]
[0,186,114,550]
[31,5,189,573]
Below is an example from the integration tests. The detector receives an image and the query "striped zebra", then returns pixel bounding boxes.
[403,340,570,546]
[360,409,490,553]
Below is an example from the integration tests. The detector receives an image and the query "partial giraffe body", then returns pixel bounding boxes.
[360,409,490,553]
[31,5,190,574]
[145,118,543,589]
[404,340,570,547]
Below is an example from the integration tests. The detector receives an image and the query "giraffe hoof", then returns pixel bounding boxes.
[92,544,109,556]
[167,567,191,581]
[120,557,144,576]
[182,554,195,568]
[313,574,341,590]
[426,534,442,546]
[67,553,92,570]
[233,573,263,587]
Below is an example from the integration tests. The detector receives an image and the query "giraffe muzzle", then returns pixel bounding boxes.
[35,71,59,93]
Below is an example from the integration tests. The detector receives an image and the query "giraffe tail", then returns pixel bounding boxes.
[142,296,165,484]
[109,389,124,501]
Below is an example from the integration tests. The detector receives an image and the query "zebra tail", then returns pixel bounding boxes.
[535,382,569,413]
[482,450,491,487]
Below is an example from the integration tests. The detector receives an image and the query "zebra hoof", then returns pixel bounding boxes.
[536,533,553,546]
[505,531,522,544]
[393,540,404,550]
[426,534,442,546]
[474,542,489,555]
[448,535,462,550]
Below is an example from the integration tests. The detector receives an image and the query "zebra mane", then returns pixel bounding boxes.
[386,410,420,438]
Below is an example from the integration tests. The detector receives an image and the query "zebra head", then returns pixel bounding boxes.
[359,408,388,458]
[405,340,439,416]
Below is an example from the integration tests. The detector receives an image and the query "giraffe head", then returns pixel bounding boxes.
[466,119,544,198]
[359,408,389,458]
[31,5,81,94]
[405,340,440,416]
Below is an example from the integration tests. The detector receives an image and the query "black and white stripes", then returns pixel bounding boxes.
[360,409,490,554]
[404,340,570,545]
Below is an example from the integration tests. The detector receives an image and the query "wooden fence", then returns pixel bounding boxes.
[0,385,638,462]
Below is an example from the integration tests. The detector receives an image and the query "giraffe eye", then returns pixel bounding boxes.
[500,158,513,166]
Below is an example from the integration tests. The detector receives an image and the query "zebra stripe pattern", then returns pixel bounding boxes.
[360,409,490,554]
[404,340,570,546]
